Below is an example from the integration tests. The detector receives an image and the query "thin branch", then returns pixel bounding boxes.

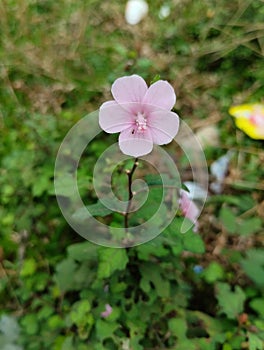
[124,158,139,231]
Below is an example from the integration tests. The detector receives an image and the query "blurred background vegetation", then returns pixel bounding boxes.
[0,0,264,349]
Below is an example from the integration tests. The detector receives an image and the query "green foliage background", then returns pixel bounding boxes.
[0,0,264,349]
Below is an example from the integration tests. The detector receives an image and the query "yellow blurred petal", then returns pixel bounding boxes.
[235,117,264,139]
[229,104,264,119]
[229,103,264,140]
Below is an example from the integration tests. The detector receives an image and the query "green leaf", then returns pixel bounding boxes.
[54,258,77,292]
[203,262,224,283]
[72,201,112,220]
[97,248,128,279]
[70,300,91,324]
[136,238,169,261]
[139,263,170,298]
[194,338,216,350]
[241,249,264,286]
[182,232,205,254]
[131,187,164,223]
[150,74,161,84]
[95,320,119,341]
[20,314,39,335]
[20,258,37,277]
[209,195,255,211]
[87,201,114,216]
[37,306,54,320]
[248,333,263,350]
[54,173,76,197]
[238,217,262,235]
[70,300,94,340]
[223,344,232,350]
[175,339,197,350]
[32,171,52,197]
[61,336,74,350]
[47,315,64,330]
[219,206,237,234]
[67,241,98,262]
[168,318,187,340]
[216,283,246,319]
[191,311,223,337]
[144,173,179,187]
[250,298,264,318]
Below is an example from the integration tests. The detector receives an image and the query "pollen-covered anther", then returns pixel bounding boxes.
[136,113,147,132]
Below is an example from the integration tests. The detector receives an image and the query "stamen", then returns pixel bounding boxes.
[135,113,147,132]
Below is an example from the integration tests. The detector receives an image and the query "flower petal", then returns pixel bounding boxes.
[125,0,149,25]
[143,80,176,110]
[111,75,148,104]
[229,104,264,119]
[119,127,153,157]
[99,101,133,133]
[235,117,264,139]
[179,190,199,231]
[148,110,179,144]
[101,304,113,318]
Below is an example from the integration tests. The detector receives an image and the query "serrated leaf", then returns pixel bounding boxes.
[67,241,98,262]
[183,232,205,253]
[168,318,187,339]
[144,173,178,187]
[136,239,169,261]
[203,262,224,283]
[139,263,170,298]
[70,300,92,325]
[216,283,246,319]
[219,207,237,234]
[95,320,119,341]
[248,333,263,350]
[238,217,262,235]
[241,249,264,286]
[20,314,39,335]
[54,258,77,292]
[97,248,128,279]
[250,298,264,318]
[192,311,223,337]
[72,201,112,220]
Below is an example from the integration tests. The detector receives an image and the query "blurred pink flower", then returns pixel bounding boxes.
[99,75,179,157]
[101,304,113,318]
[179,190,199,231]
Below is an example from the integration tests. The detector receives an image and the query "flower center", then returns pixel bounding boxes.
[135,113,147,133]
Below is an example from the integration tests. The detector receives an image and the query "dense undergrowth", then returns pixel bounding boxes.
[0,1,264,349]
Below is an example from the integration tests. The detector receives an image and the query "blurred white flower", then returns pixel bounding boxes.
[125,0,149,25]
[210,150,234,193]
[183,181,208,201]
[159,4,170,19]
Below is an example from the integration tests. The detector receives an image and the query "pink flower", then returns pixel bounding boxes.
[179,190,199,232]
[101,304,113,318]
[99,75,179,157]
